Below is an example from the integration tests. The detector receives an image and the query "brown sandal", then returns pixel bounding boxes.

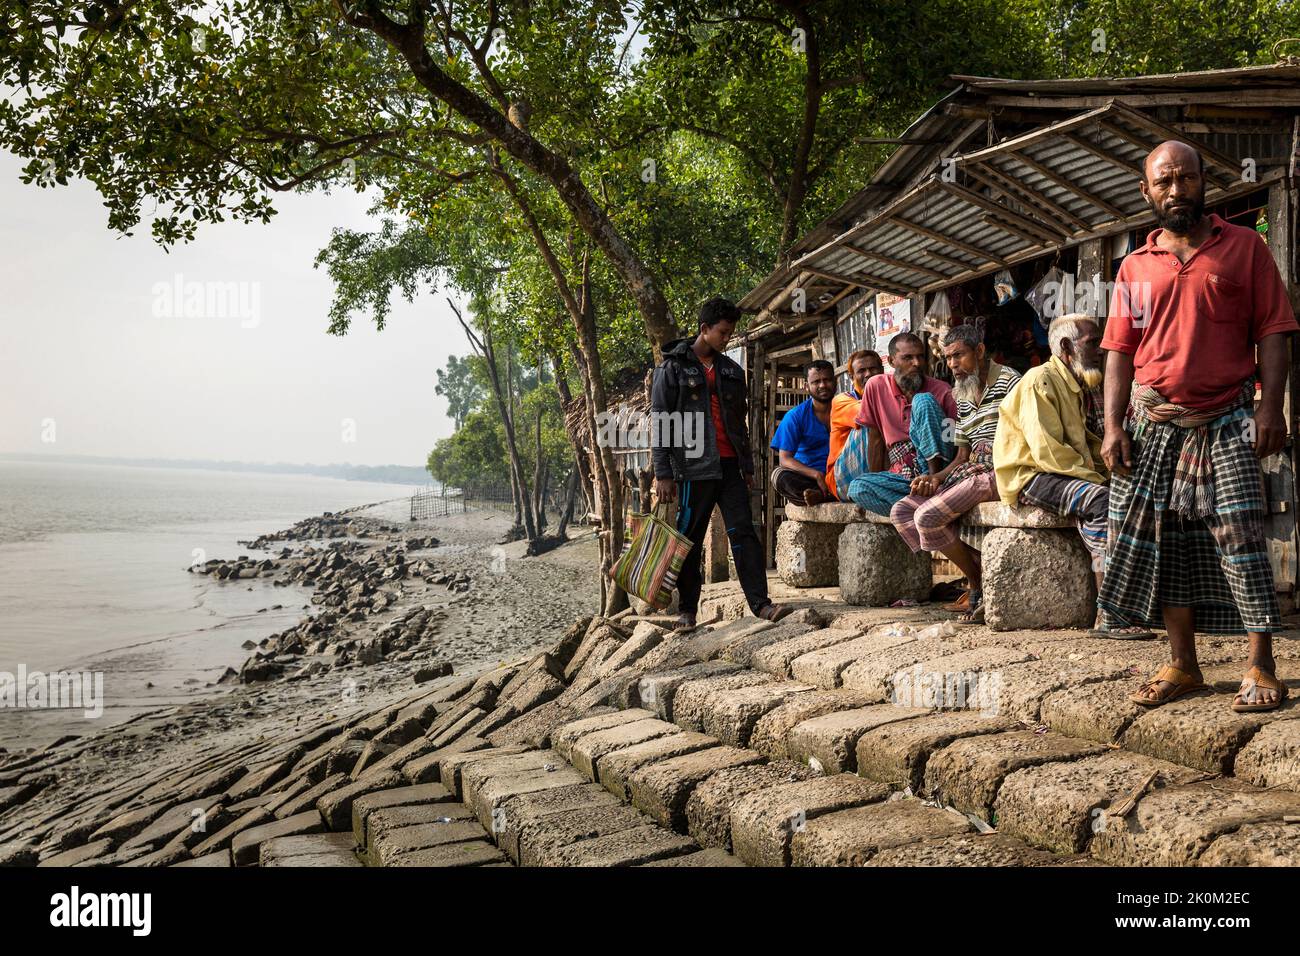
[1129,665,1209,707]
[757,602,793,622]
[1231,665,1289,713]
[943,590,971,613]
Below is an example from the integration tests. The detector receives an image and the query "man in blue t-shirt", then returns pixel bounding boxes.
[770,360,835,505]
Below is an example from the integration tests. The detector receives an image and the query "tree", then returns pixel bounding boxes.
[435,354,487,430]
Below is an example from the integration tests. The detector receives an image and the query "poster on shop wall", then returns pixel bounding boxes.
[874,293,911,368]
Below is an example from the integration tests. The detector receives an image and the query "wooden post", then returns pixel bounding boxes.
[1077,236,1108,328]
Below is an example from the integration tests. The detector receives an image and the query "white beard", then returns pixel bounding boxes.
[1072,358,1103,389]
[952,373,983,405]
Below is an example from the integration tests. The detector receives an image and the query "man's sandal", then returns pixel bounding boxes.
[1231,665,1289,713]
[1128,665,1209,707]
[673,613,698,632]
[942,590,971,613]
[757,602,793,622]
[957,589,984,626]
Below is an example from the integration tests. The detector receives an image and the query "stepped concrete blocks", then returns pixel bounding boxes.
[729,774,891,867]
[748,690,878,761]
[992,751,1206,855]
[790,800,971,866]
[854,711,1017,792]
[922,731,1108,821]
[628,746,765,830]
[684,762,814,850]
[1090,778,1300,867]
[786,704,929,775]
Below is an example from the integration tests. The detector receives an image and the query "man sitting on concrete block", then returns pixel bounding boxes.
[890,324,1019,621]
[827,349,883,501]
[847,332,958,516]
[770,360,835,506]
[993,313,1151,638]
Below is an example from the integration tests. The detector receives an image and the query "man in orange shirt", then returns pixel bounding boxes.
[1100,141,1298,713]
[826,349,883,499]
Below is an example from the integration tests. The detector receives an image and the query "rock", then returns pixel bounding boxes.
[855,711,1016,792]
[414,662,454,684]
[490,782,620,864]
[1234,719,1300,791]
[1120,692,1294,776]
[1039,680,1142,744]
[260,832,361,867]
[627,745,765,830]
[786,704,928,775]
[684,762,813,850]
[865,832,1063,867]
[1199,821,1300,866]
[837,522,931,606]
[1090,778,1300,866]
[922,730,1108,820]
[748,689,878,761]
[981,528,1095,630]
[751,628,863,679]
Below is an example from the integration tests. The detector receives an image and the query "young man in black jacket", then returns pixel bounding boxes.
[650,297,793,630]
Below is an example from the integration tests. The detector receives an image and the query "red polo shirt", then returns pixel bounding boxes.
[855,372,958,473]
[1102,213,1298,410]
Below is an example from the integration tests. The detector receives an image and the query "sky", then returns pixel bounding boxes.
[0,152,463,468]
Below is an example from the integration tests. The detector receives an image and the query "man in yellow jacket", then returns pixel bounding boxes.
[994,313,1150,638]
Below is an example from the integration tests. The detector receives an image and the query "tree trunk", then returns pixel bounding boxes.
[343,9,678,358]
[448,300,537,541]
[556,467,579,538]
[487,168,625,611]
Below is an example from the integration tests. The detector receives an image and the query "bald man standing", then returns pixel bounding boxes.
[1100,140,1298,712]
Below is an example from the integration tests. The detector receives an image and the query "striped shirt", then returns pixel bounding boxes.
[955,361,1020,447]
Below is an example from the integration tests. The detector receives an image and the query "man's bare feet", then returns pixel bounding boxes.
[802,487,826,506]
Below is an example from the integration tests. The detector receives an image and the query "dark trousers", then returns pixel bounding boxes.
[674,457,770,616]
[772,466,822,505]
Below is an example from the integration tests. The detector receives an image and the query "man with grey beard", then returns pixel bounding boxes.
[993,314,1152,638]
[890,325,1019,621]
[848,332,958,515]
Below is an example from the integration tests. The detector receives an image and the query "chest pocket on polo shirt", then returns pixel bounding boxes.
[1197,272,1248,323]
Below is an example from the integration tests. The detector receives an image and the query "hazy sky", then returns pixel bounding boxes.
[0,152,463,467]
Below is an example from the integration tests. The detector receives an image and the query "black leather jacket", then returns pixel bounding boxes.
[650,337,753,481]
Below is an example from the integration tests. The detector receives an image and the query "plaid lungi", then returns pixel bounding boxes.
[1098,414,1280,634]
[1018,472,1109,562]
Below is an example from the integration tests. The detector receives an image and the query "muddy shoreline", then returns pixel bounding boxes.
[0,503,600,840]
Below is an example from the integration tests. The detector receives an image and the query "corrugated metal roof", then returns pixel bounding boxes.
[740,63,1300,339]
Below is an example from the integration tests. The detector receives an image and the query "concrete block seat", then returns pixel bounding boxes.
[782,502,1095,630]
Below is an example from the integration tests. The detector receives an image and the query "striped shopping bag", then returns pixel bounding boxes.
[609,504,693,610]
